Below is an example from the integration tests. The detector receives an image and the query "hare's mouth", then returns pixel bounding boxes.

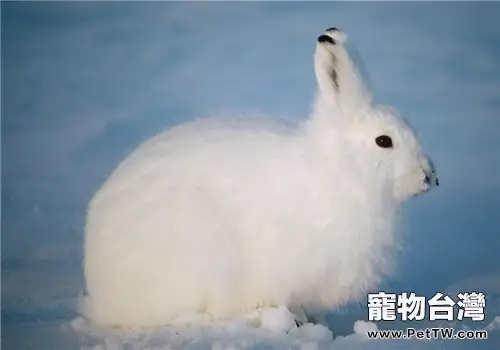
[423,169,439,188]
[394,168,439,201]
[416,171,439,198]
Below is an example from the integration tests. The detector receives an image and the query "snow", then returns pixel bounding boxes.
[71,314,335,350]
[67,303,500,350]
[352,320,378,336]
[259,306,299,333]
[486,316,500,331]
[288,324,334,343]
[71,307,336,350]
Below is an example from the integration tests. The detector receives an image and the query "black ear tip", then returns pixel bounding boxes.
[317,35,335,45]
[326,27,340,33]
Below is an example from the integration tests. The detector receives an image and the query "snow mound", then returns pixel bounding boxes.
[353,320,378,336]
[72,306,500,350]
[72,307,337,350]
[288,324,334,343]
[259,306,298,333]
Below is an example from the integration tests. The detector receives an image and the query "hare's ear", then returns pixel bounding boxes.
[314,28,372,116]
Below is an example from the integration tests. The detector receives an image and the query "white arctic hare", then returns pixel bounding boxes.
[83,28,439,328]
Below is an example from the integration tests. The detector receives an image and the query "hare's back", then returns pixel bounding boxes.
[87,116,307,233]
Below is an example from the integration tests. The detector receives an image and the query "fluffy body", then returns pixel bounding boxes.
[83,29,437,328]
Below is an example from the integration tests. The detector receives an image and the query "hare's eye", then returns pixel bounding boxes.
[375,135,393,148]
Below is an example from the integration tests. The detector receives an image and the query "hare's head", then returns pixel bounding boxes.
[312,28,439,202]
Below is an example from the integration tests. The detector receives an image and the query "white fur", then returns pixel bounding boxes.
[83,28,438,328]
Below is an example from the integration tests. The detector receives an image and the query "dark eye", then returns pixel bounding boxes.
[375,135,393,148]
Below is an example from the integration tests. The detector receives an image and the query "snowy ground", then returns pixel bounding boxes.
[2,260,499,349]
[4,300,500,350]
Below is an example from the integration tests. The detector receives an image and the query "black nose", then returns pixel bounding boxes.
[424,174,439,186]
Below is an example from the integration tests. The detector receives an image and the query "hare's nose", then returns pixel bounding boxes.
[424,173,439,187]
[423,156,438,187]
[424,175,430,184]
